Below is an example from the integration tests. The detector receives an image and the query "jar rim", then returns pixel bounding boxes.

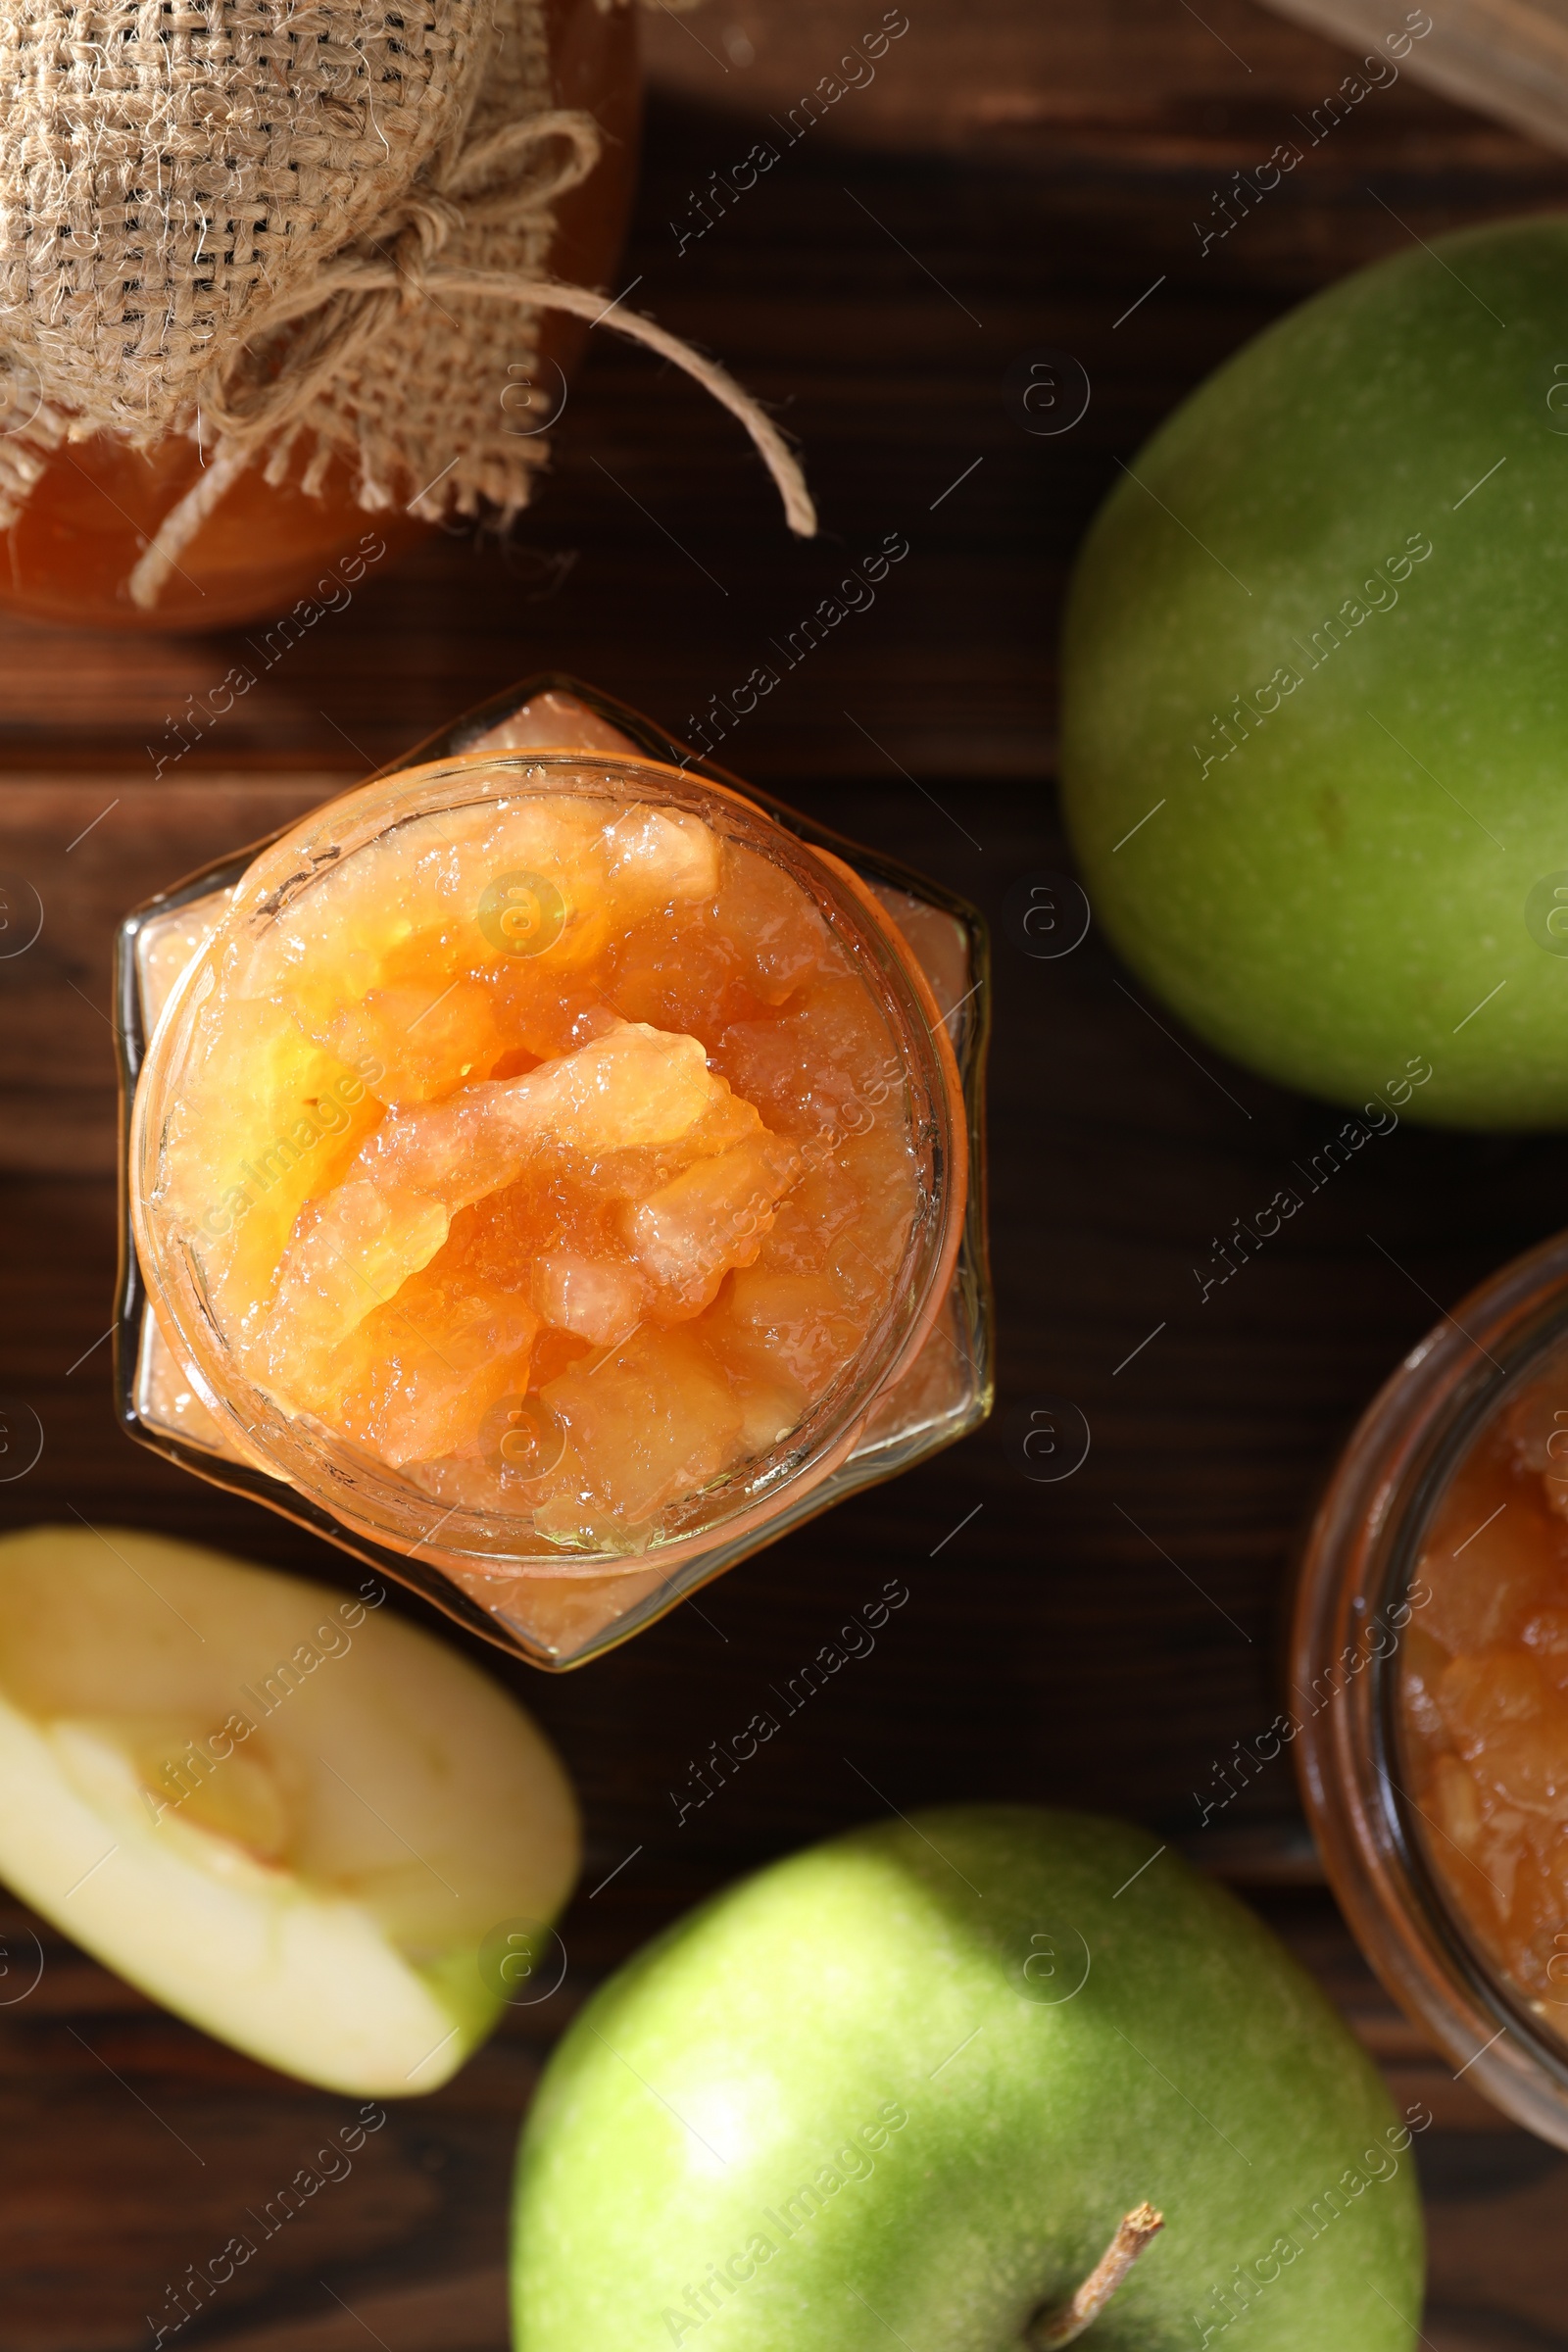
[129,745,968,1585]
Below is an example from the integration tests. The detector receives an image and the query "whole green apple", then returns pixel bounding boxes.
[512,1807,1424,2348]
[1060,216,1568,1126]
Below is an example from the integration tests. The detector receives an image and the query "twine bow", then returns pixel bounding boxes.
[126,107,815,609]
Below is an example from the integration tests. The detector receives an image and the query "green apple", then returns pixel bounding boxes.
[0,1524,578,2094]
[1060,215,1568,1126]
[511,1806,1424,2349]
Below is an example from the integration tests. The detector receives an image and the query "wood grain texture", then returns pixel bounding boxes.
[4,0,1568,2343]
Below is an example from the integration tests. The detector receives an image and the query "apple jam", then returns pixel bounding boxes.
[0,0,638,632]
[1398,1358,1568,2023]
[143,754,924,1558]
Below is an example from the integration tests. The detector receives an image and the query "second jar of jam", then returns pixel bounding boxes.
[1297,1227,1568,2148]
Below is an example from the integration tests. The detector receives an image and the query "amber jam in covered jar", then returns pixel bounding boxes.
[0,0,639,633]
[1295,1228,1568,2147]
[117,682,991,1668]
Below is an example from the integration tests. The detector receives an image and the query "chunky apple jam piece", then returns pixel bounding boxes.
[152,774,918,1552]
[1400,1359,1568,2022]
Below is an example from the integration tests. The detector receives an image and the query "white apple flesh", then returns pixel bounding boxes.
[0,1525,579,2094]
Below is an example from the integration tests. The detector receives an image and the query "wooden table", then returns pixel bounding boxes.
[4,1,1568,2343]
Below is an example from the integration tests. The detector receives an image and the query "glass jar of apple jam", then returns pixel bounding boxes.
[118,681,990,1668]
[1295,1227,1568,2148]
[0,0,638,634]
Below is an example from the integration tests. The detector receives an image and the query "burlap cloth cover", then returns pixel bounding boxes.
[0,0,812,606]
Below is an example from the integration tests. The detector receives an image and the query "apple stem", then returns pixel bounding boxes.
[1027,2203,1166,2347]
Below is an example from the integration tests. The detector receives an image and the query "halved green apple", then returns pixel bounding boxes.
[0,1525,579,2094]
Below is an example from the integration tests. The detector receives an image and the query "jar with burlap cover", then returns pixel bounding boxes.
[0,0,813,607]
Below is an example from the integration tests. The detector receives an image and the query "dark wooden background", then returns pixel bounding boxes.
[6,0,1568,2343]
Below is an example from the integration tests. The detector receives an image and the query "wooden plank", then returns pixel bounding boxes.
[0,778,347,1175]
